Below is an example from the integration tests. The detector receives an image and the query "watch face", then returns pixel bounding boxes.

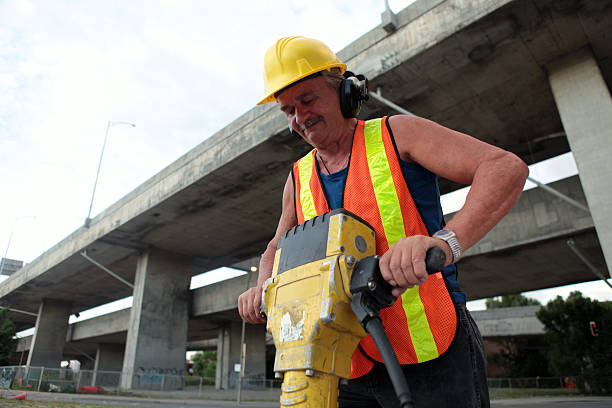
[435,229,452,238]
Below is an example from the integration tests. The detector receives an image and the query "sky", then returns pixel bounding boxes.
[1,0,611,332]
[1,0,407,263]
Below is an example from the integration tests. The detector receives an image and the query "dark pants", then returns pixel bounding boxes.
[338,303,490,408]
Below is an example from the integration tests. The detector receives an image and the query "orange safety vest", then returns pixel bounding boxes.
[292,117,457,378]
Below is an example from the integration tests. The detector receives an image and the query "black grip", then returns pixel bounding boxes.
[425,247,446,274]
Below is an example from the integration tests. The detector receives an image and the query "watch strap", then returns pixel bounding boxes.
[433,229,462,263]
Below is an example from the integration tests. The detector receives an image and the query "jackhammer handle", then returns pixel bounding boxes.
[425,247,446,274]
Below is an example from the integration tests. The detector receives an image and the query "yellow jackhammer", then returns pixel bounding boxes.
[261,209,445,408]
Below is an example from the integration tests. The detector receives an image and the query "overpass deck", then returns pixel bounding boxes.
[1,0,611,333]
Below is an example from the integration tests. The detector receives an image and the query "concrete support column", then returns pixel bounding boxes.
[26,299,71,368]
[120,249,194,390]
[216,324,231,389]
[92,343,124,386]
[548,48,612,276]
[95,343,125,371]
[215,320,266,389]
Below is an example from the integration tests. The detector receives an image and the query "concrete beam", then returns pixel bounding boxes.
[455,176,608,299]
[192,271,257,317]
[548,47,612,276]
[464,176,592,257]
[186,339,217,351]
[68,309,130,342]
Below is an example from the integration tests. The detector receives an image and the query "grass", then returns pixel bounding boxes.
[0,400,132,408]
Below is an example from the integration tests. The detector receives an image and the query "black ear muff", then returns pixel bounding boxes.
[340,71,369,118]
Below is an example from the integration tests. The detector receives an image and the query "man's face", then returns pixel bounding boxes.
[276,75,344,147]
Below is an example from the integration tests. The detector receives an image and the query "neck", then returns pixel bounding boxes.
[316,118,356,170]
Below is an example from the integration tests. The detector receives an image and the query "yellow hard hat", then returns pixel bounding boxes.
[258,36,347,105]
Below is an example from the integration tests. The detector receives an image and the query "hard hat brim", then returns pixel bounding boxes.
[257,63,347,105]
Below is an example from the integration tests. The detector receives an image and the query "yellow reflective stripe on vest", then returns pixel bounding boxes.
[402,288,438,361]
[297,151,317,221]
[363,119,404,247]
[363,118,438,362]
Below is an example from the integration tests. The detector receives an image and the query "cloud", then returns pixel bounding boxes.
[0,0,411,263]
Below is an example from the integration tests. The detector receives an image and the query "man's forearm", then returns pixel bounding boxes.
[256,242,277,287]
[446,153,528,252]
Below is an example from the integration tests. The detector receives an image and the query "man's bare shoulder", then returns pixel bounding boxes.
[388,115,438,135]
[387,115,437,163]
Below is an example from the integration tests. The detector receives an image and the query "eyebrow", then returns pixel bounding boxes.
[280,91,315,113]
[297,91,315,100]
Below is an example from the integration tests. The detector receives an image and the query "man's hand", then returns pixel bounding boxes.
[379,235,452,297]
[238,286,266,324]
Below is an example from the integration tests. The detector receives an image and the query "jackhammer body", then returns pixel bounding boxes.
[261,209,445,408]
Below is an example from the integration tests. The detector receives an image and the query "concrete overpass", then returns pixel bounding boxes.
[1,0,611,389]
[10,175,598,387]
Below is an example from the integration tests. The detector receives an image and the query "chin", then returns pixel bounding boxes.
[305,131,325,145]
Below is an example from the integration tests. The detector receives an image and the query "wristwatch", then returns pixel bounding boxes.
[432,229,462,263]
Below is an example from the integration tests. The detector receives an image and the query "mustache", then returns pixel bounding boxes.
[298,117,323,132]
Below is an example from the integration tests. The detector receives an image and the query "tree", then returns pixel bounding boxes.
[536,291,612,394]
[0,307,17,365]
[486,336,550,378]
[192,351,216,378]
[485,294,548,377]
[485,294,541,309]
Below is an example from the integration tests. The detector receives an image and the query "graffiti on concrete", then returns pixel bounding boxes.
[136,367,184,387]
[0,368,15,389]
[137,367,184,375]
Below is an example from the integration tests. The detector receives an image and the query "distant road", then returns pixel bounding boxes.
[492,397,612,408]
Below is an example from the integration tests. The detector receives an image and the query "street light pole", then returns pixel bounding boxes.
[84,120,135,227]
[0,215,36,275]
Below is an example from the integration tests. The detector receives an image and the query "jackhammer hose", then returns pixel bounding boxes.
[365,317,414,408]
[350,247,446,408]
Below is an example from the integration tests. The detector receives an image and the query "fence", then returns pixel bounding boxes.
[487,376,577,389]
[0,366,575,398]
[0,365,218,394]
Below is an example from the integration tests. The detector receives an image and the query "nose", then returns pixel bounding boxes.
[293,106,305,129]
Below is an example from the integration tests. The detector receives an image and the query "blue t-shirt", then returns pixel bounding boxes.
[318,159,466,303]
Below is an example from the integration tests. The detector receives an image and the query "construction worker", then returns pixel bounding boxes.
[238,36,528,407]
